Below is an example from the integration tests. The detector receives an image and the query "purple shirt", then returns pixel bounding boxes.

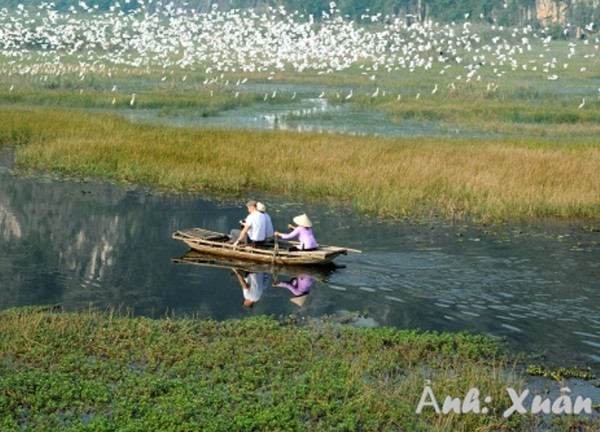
[277,275,314,296]
[279,226,318,250]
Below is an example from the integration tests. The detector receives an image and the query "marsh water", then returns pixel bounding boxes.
[1,149,599,374]
[120,95,495,138]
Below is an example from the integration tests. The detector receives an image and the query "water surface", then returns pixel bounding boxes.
[1,151,598,373]
[119,97,494,138]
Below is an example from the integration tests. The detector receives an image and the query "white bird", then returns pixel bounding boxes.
[318,91,325,98]
[129,93,136,106]
[578,98,585,109]
[396,94,401,101]
[345,89,353,100]
[431,84,438,94]
[371,87,379,97]
[111,97,116,105]
[415,93,421,100]
[291,92,297,100]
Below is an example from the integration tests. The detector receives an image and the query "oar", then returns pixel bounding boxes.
[344,247,362,254]
[271,235,280,266]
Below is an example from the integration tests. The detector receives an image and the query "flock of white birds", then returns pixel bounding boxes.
[0,1,598,104]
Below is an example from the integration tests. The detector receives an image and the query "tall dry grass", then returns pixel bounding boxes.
[2,108,599,221]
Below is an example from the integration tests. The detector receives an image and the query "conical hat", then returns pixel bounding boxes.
[256,202,266,212]
[290,295,308,307]
[293,214,312,227]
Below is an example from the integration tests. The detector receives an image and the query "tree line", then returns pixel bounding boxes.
[1,0,598,32]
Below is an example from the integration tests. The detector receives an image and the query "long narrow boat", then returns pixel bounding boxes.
[172,250,340,281]
[172,228,359,266]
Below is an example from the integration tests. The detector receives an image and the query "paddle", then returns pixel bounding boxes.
[271,235,280,265]
[344,247,362,254]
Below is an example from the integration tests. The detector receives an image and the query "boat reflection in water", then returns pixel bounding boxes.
[172,250,338,309]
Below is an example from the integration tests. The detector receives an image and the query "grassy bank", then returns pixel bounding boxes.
[0,307,596,431]
[0,88,269,116]
[1,108,599,222]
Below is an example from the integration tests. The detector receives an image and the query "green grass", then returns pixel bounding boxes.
[0,306,596,431]
[0,87,267,115]
[1,108,599,222]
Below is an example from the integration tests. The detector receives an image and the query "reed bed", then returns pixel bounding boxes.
[0,87,267,114]
[1,108,599,222]
[3,306,594,431]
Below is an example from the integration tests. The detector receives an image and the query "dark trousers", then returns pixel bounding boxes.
[229,229,266,247]
[288,246,317,252]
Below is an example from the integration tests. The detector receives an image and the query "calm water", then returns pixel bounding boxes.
[119,97,495,138]
[1,150,599,373]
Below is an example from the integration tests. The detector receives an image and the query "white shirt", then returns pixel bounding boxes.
[244,210,267,241]
[263,212,274,238]
[243,272,271,302]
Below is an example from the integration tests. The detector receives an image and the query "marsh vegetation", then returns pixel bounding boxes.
[1,307,597,431]
[1,108,599,222]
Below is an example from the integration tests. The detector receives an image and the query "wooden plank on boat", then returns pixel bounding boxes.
[172,227,355,266]
[176,228,230,241]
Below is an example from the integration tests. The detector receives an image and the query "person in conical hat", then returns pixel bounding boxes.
[274,214,318,252]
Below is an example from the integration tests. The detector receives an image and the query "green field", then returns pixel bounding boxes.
[1,307,597,431]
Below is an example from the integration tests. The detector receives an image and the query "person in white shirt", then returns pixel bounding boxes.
[231,200,267,249]
[256,201,274,243]
[232,269,272,308]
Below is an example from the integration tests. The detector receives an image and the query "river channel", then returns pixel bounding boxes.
[1,148,598,373]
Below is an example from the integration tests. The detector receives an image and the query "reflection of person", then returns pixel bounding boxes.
[232,268,272,308]
[230,200,267,249]
[274,214,318,252]
[256,202,274,243]
[275,274,314,297]
[275,274,314,307]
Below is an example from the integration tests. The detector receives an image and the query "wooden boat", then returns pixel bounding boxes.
[172,228,360,266]
[172,250,340,281]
